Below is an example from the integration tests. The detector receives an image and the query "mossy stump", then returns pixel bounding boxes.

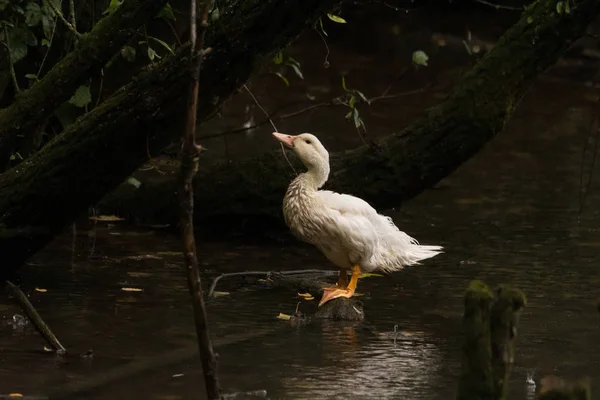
[456,280,526,400]
[538,376,591,400]
[314,298,364,321]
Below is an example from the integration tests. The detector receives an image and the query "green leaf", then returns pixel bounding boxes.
[273,51,283,65]
[157,3,176,21]
[41,14,56,40]
[0,0,9,11]
[54,102,79,129]
[14,27,37,46]
[210,6,219,22]
[352,108,361,128]
[564,2,571,13]
[274,72,289,86]
[341,76,348,91]
[556,1,564,14]
[103,0,123,15]
[149,36,174,54]
[349,95,356,109]
[527,16,533,24]
[7,32,28,64]
[68,85,92,108]
[354,90,369,104]
[25,73,38,80]
[25,3,43,26]
[286,59,304,80]
[121,45,136,62]
[345,111,352,120]
[412,50,429,67]
[147,46,159,60]
[327,13,347,23]
[41,38,50,46]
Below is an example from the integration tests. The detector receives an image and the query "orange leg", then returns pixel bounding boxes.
[318,264,361,307]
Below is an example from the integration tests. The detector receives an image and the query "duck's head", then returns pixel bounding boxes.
[272,131,330,186]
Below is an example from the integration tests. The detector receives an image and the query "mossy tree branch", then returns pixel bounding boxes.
[0,0,169,167]
[0,0,338,280]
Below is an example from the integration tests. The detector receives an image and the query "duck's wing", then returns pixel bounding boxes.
[316,190,379,259]
[316,190,378,218]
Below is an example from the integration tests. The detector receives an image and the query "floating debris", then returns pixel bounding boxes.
[120,287,143,292]
[276,313,291,321]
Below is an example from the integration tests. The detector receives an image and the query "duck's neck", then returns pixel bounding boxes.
[300,163,330,190]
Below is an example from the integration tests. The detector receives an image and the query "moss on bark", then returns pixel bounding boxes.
[457,281,526,400]
[99,0,600,227]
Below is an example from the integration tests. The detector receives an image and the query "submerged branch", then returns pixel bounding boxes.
[5,281,66,354]
[208,269,338,297]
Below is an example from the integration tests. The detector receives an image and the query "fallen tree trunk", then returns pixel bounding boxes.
[0,0,169,167]
[98,0,600,227]
[0,0,337,280]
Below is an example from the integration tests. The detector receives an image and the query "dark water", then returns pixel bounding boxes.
[2,5,600,400]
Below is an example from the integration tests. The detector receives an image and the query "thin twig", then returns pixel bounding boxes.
[242,84,298,174]
[314,27,331,67]
[472,0,524,11]
[44,0,82,38]
[36,15,59,79]
[69,0,76,30]
[179,0,220,399]
[5,281,66,354]
[201,84,433,141]
[95,68,104,107]
[208,269,338,297]
[3,24,21,93]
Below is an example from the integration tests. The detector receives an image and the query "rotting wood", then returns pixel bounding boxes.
[456,280,526,400]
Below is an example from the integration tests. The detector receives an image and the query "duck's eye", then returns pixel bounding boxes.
[305,140,311,144]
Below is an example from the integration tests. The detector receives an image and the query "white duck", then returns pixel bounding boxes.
[273,132,443,306]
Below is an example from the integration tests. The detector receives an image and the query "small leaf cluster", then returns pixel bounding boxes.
[0,0,59,65]
[272,51,304,86]
[341,76,368,132]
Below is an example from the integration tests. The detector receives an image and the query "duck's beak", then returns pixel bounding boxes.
[272,132,297,148]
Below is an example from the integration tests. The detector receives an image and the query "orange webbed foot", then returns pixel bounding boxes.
[318,287,355,307]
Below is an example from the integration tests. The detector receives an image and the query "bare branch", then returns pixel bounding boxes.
[44,0,82,38]
[179,0,220,398]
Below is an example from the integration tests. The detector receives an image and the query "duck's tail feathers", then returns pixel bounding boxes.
[370,215,443,273]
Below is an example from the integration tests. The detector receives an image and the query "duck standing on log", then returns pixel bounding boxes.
[272,132,443,306]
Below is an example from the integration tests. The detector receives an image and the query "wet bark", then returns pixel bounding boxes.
[456,281,526,400]
[0,0,169,169]
[0,0,337,280]
[99,0,600,227]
